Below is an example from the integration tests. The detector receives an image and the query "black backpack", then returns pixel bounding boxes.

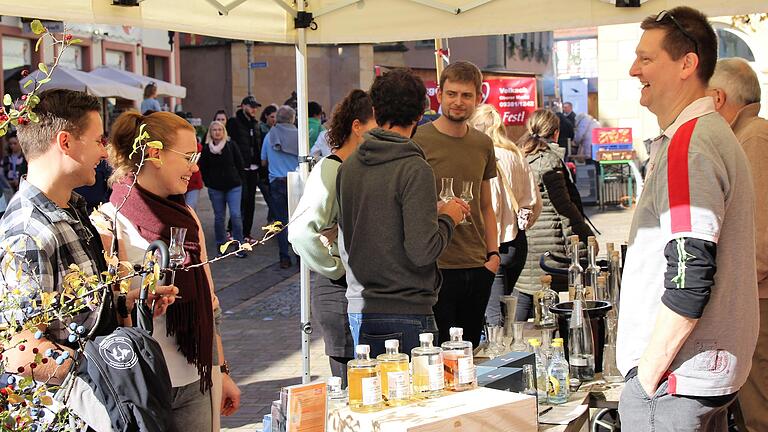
[57,241,174,432]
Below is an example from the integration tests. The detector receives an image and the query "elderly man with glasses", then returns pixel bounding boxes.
[616,7,759,431]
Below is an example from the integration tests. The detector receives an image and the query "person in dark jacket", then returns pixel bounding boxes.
[516,109,594,320]
[225,96,263,241]
[200,120,247,258]
[2,131,27,192]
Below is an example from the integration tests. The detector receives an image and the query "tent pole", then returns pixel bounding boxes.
[295,0,312,386]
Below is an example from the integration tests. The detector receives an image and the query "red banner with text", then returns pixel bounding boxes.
[425,77,537,126]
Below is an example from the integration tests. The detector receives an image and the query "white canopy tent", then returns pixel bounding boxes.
[19,65,143,100]
[89,65,187,98]
[2,0,765,383]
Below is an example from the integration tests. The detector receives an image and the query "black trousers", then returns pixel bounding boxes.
[433,267,495,348]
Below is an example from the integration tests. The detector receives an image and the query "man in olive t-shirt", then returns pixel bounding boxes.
[413,61,499,347]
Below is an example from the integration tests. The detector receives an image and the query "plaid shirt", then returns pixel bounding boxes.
[0,180,108,343]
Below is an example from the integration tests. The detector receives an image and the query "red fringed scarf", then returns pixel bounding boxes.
[110,176,213,391]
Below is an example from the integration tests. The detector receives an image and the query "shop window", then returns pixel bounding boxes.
[717,28,755,61]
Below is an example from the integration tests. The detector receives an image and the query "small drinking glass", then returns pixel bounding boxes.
[460,181,473,225]
[486,325,505,358]
[439,177,455,203]
[168,227,187,285]
[511,321,528,352]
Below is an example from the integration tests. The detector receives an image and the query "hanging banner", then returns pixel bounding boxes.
[425,77,537,126]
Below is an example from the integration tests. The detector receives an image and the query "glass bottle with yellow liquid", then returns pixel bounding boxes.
[376,339,410,406]
[347,344,384,412]
[441,327,476,391]
[411,333,444,399]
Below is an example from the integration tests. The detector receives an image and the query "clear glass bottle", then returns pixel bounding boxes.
[609,251,622,315]
[441,327,476,392]
[535,275,558,328]
[567,236,583,301]
[347,345,384,412]
[528,338,548,403]
[596,274,608,305]
[327,376,348,412]
[568,285,596,383]
[547,339,569,405]
[602,316,623,384]
[411,333,444,398]
[584,237,599,301]
[521,364,539,404]
[376,339,410,405]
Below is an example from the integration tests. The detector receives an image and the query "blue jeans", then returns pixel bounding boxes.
[348,313,438,358]
[184,188,201,210]
[269,178,291,260]
[207,186,243,246]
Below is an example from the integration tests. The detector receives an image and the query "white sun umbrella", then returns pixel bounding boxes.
[89,65,186,99]
[19,65,142,100]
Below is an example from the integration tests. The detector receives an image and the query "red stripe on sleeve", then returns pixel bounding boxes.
[667,119,698,234]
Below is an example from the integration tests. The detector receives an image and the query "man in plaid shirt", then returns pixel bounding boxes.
[0,89,116,384]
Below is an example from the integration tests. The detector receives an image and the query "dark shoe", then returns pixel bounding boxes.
[235,251,248,259]
[279,258,292,269]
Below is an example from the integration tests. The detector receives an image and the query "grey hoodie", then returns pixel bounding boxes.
[337,128,455,314]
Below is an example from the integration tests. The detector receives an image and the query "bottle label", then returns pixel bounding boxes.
[570,356,588,366]
[457,356,475,384]
[387,371,409,399]
[428,363,444,390]
[361,376,382,406]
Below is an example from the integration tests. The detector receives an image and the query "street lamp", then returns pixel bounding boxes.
[244,40,254,96]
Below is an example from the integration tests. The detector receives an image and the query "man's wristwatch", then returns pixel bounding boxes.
[487,251,500,261]
[220,360,231,375]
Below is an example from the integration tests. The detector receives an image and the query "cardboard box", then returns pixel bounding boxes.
[477,367,524,393]
[328,387,536,432]
[480,351,535,371]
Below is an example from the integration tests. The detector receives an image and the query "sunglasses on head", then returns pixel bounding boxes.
[655,10,699,56]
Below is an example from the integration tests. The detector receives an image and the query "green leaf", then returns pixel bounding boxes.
[145,140,163,149]
[38,62,48,75]
[30,20,45,35]
[3,94,11,106]
[23,79,33,89]
[35,36,43,52]
[0,129,6,138]
[28,112,39,123]
[69,38,82,45]
[38,77,51,85]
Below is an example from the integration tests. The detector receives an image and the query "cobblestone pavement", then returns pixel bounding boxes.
[197,186,634,431]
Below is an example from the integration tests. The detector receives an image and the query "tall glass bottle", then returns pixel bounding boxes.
[547,339,569,404]
[602,316,623,384]
[441,327,476,391]
[528,338,548,403]
[376,339,410,406]
[609,251,622,315]
[347,345,384,412]
[567,236,583,301]
[596,274,609,305]
[411,333,444,399]
[535,275,558,328]
[584,236,599,301]
[568,281,596,383]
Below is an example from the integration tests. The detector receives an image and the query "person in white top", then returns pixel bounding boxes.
[468,104,541,326]
[93,111,241,432]
[617,7,758,431]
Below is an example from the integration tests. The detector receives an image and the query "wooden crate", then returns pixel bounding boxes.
[328,387,537,432]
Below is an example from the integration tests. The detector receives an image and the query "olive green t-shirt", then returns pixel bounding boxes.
[413,122,496,268]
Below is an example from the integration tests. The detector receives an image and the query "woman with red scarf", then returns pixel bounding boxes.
[92,111,240,431]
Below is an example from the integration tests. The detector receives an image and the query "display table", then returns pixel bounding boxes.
[328,387,537,432]
[539,379,623,431]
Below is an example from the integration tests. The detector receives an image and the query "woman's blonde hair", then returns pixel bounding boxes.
[204,120,229,145]
[468,104,524,159]
[108,111,194,185]
[518,109,559,155]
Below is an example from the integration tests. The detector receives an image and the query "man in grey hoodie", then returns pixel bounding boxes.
[337,69,469,356]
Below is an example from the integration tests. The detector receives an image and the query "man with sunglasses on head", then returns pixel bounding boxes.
[616,7,758,431]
